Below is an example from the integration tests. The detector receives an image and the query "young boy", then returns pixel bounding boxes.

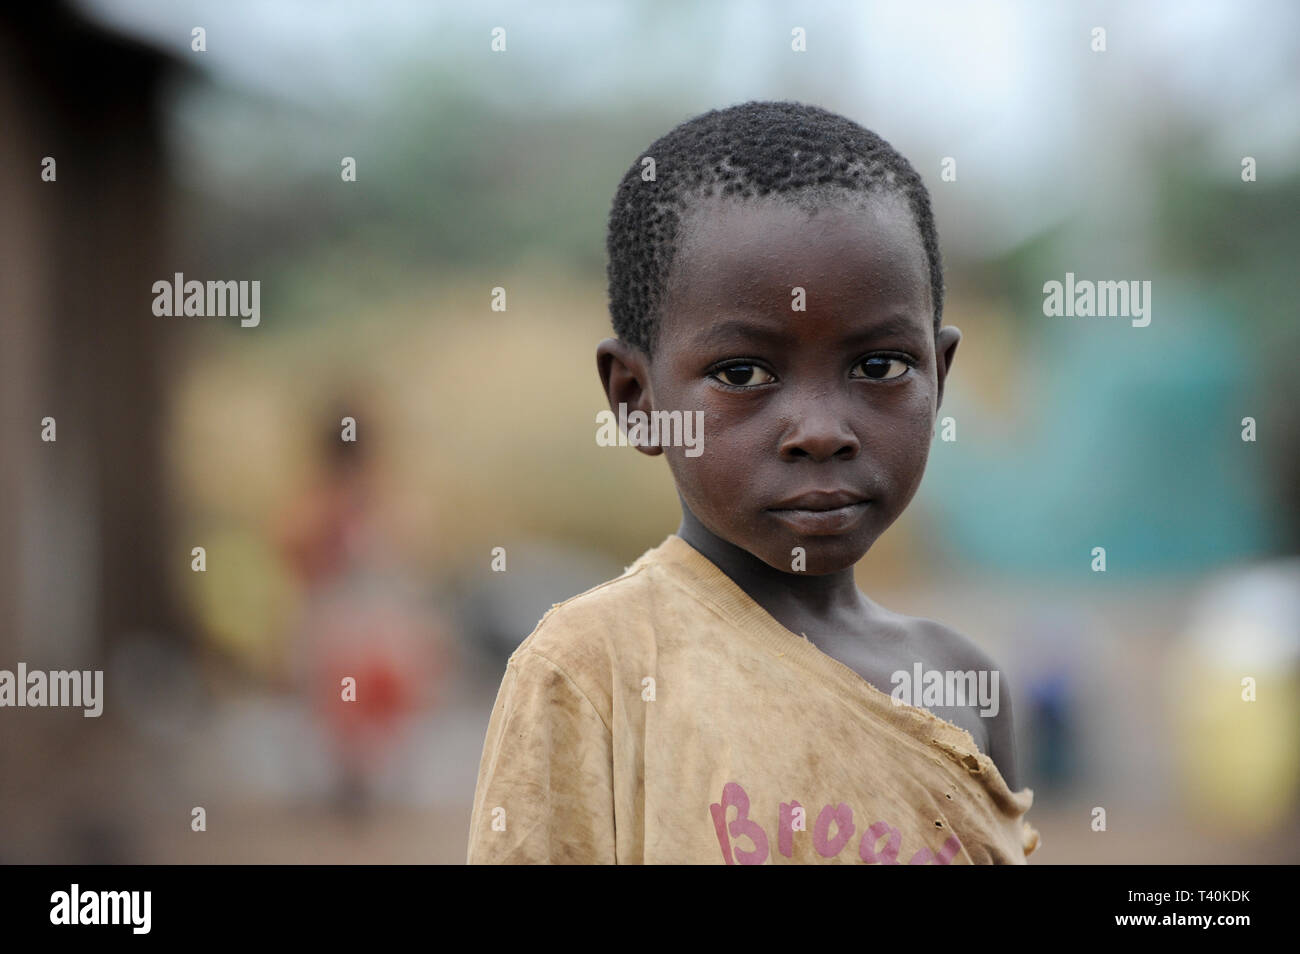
[467,100,1040,864]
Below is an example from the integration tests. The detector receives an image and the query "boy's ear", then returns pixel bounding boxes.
[596,337,662,457]
[934,325,961,412]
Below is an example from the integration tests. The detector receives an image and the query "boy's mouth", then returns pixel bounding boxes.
[765,490,871,535]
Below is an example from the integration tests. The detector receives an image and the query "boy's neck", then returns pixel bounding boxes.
[675,507,871,635]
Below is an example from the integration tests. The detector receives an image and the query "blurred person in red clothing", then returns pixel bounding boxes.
[276,403,454,816]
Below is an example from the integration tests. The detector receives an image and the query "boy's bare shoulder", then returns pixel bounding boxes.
[867,600,1000,673]
[867,602,1021,787]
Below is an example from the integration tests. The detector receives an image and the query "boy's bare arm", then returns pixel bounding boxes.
[985,662,1022,792]
[921,620,1023,792]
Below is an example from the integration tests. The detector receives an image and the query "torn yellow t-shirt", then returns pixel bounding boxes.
[467,534,1040,864]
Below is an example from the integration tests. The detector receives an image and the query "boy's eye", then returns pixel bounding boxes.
[851,356,912,381]
[711,364,775,387]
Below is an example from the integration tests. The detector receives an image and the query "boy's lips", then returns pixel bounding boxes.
[767,489,869,510]
[765,490,872,535]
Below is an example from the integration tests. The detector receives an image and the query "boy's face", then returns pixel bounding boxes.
[601,190,959,576]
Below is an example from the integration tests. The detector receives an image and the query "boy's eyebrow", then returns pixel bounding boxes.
[692,314,928,348]
[839,315,930,343]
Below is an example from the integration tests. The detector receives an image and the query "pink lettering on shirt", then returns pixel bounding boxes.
[859,820,903,864]
[709,780,770,865]
[908,835,962,865]
[710,781,963,865]
[813,802,856,858]
[777,800,803,858]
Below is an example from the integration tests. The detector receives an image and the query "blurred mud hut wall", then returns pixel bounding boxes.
[0,3,193,672]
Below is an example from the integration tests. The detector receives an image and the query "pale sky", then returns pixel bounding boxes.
[75,0,1300,255]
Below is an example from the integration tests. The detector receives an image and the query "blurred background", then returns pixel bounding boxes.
[1,0,1297,863]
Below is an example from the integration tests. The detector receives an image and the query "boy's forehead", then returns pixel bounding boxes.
[663,190,930,328]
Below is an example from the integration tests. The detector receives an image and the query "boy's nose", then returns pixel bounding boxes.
[777,402,860,462]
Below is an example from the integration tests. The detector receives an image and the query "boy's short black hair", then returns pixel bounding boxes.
[606,100,944,356]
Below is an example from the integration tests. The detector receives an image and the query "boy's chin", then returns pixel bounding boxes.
[749,535,871,576]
